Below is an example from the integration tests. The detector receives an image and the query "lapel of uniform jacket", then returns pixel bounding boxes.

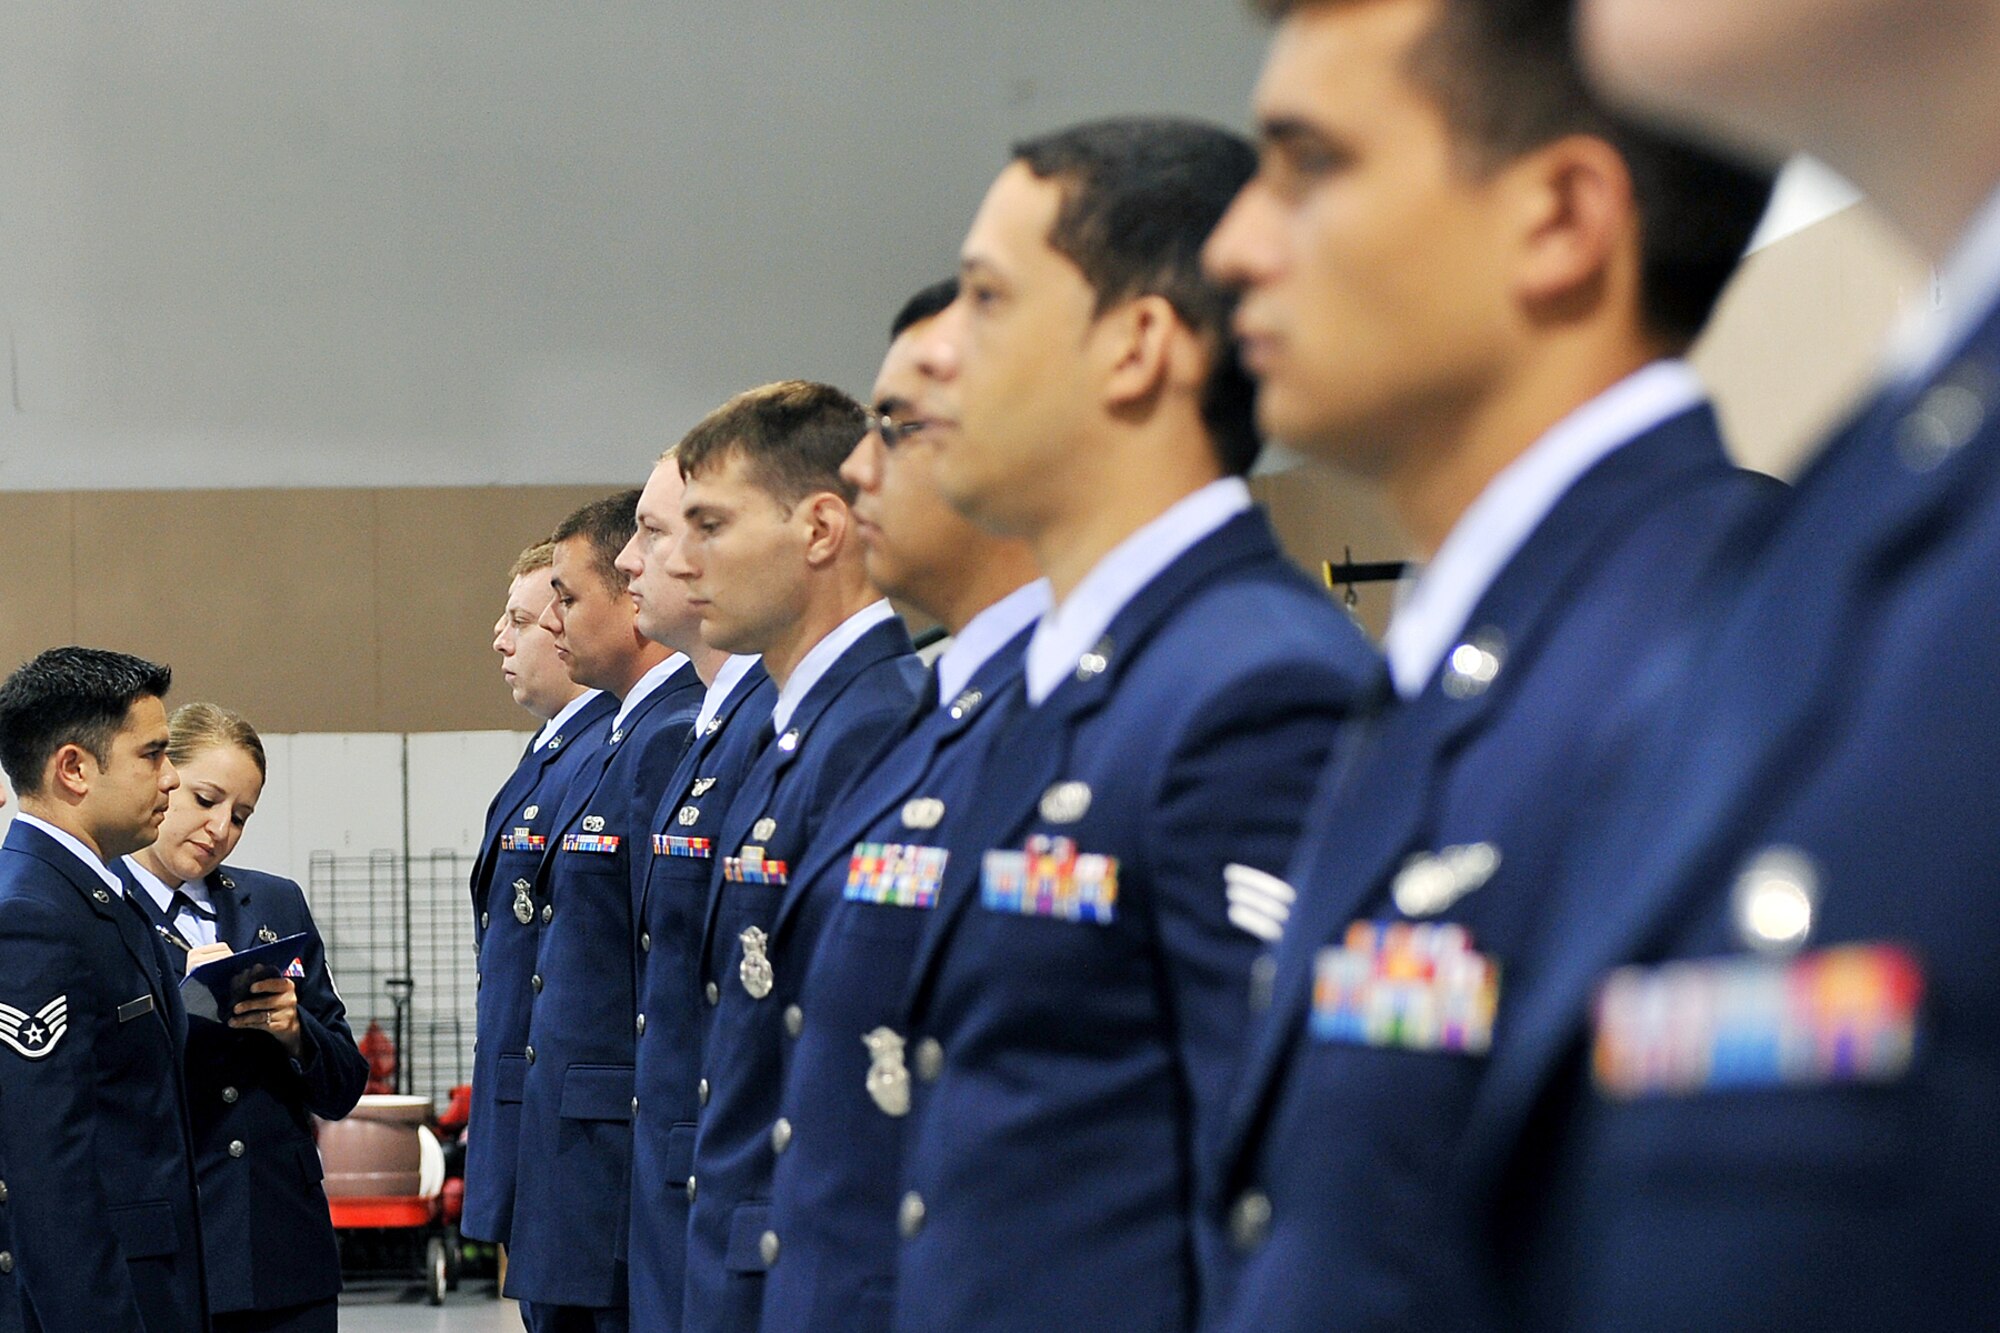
[636,664,771,930]
[1215,407,1736,1177]
[1463,314,2000,1205]
[901,509,1285,1023]
[702,617,918,972]
[208,868,255,952]
[480,692,616,907]
[14,823,174,1027]
[769,624,1033,951]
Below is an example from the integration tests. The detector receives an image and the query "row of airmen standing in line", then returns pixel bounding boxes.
[3,0,1997,1326]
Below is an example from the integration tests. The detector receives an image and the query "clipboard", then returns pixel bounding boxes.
[179,932,310,1024]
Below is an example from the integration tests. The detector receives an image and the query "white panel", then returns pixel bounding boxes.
[406,730,534,858]
[228,731,295,884]
[280,733,406,866]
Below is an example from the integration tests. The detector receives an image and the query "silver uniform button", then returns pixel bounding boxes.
[1230,1190,1273,1252]
[685,1175,697,1204]
[0,1178,9,1202]
[914,1037,944,1084]
[541,904,554,925]
[705,981,721,1006]
[480,911,490,930]
[640,931,652,952]
[0,1252,11,1275]
[770,1117,792,1154]
[759,1230,780,1267]
[221,1086,240,1105]
[524,1045,536,1065]
[631,1096,639,1117]
[636,1013,647,1035]
[784,1004,804,1038]
[898,1191,926,1239]
[1731,845,1821,954]
[531,974,543,993]
[228,1140,246,1159]
[698,1077,710,1108]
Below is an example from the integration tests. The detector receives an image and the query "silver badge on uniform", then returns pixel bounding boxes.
[257,925,279,944]
[738,927,774,999]
[583,815,606,833]
[901,798,946,831]
[1038,781,1092,825]
[753,817,778,843]
[513,879,535,925]
[777,729,801,753]
[862,1026,911,1117]
[524,805,540,820]
[1730,845,1820,954]
[678,806,701,827]
[692,778,717,797]
[1391,843,1501,918]
[948,690,983,721]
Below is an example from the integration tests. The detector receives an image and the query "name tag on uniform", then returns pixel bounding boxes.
[981,835,1118,925]
[844,842,947,909]
[561,833,621,854]
[1592,944,1922,1100]
[1312,920,1499,1056]
[117,994,156,1023]
[723,849,789,885]
[653,834,713,860]
[501,830,546,852]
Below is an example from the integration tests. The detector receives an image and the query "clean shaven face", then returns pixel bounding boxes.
[617,459,707,656]
[147,742,262,884]
[496,565,576,719]
[670,450,816,658]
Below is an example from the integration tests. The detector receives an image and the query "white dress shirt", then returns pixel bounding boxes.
[124,854,219,948]
[12,811,126,897]
[1382,360,1708,700]
[1025,477,1254,705]
[533,688,604,752]
[696,655,763,737]
[772,600,898,735]
[934,579,1052,708]
[613,653,690,733]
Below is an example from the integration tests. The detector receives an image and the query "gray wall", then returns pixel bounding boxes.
[0,2,1267,490]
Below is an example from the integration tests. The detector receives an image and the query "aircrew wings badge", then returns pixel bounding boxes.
[0,995,68,1059]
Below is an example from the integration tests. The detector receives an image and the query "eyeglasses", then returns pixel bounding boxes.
[867,412,934,450]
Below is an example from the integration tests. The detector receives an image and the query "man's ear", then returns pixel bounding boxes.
[1097,293,1186,413]
[47,744,94,801]
[799,491,854,568]
[1507,134,1635,324]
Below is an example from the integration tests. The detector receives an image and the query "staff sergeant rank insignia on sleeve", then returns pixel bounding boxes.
[0,996,68,1059]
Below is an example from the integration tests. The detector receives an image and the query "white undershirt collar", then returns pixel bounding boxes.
[934,579,1052,707]
[533,688,603,752]
[1383,360,1706,700]
[1888,179,2000,385]
[695,655,762,737]
[772,600,898,735]
[613,653,690,733]
[123,854,219,948]
[1025,477,1253,705]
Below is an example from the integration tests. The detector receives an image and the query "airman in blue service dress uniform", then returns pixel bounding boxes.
[1194,3,1779,1328]
[888,122,1379,1330]
[464,542,620,1254]
[1462,0,2000,1324]
[124,861,368,1332]
[684,608,924,1332]
[507,495,705,1332]
[759,277,1051,1333]
[0,649,206,1333]
[626,654,771,1333]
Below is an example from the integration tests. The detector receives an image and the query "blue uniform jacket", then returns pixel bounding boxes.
[506,662,704,1309]
[683,616,925,1333]
[893,509,1380,1333]
[461,690,619,1246]
[1473,302,2000,1329]
[1206,409,1782,1332]
[627,662,775,1333]
[123,862,369,1317]
[762,624,1033,1333]
[0,819,207,1333]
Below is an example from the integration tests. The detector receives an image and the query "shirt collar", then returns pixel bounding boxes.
[1888,178,2000,385]
[772,600,898,735]
[613,654,689,733]
[533,687,603,752]
[1382,359,1706,700]
[1025,477,1253,705]
[121,853,212,917]
[695,655,762,737]
[14,812,126,896]
[934,579,1052,707]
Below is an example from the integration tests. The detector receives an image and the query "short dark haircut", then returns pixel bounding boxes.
[1249,0,1774,345]
[551,490,641,592]
[675,380,868,506]
[1012,118,1263,476]
[892,280,959,341]
[0,647,173,797]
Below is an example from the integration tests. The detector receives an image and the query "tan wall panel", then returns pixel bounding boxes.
[375,486,613,733]
[0,494,78,652]
[1251,465,1408,641]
